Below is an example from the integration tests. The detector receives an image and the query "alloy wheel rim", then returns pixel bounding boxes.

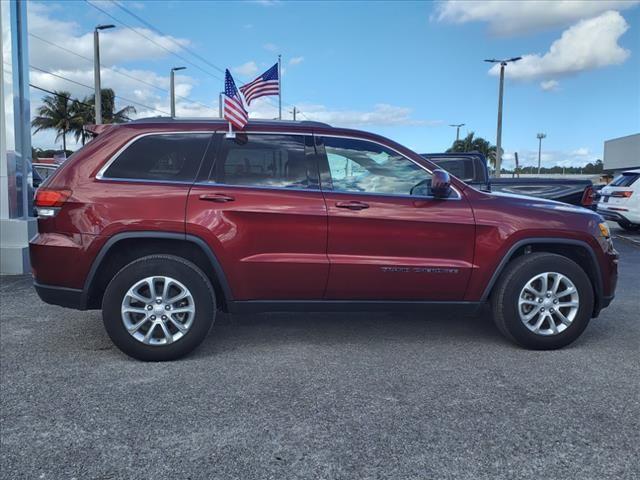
[518,272,579,336]
[121,276,195,346]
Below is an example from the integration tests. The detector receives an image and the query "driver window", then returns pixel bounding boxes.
[324,137,432,196]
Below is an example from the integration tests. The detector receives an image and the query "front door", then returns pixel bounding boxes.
[318,135,476,301]
[186,132,329,300]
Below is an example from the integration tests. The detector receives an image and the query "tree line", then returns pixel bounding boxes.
[500,160,604,175]
[31,88,136,152]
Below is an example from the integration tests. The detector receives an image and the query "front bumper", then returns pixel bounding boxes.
[600,294,615,309]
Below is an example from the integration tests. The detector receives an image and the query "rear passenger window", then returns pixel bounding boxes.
[102,133,211,182]
[209,134,318,189]
[610,173,639,187]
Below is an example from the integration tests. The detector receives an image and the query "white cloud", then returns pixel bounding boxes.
[434,0,639,36]
[263,43,279,52]
[289,56,304,65]
[27,3,190,72]
[232,61,259,77]
[489,11,630,83]
[26,2,215,149]
[246,99,439,127]
[571,147,590,156]
[540,79,559,91]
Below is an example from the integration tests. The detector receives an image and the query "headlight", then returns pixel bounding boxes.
[596,222,614,253]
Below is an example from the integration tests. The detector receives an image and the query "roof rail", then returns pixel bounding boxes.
[128,116,331,128]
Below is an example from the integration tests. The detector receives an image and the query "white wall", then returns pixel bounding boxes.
[604,134,640,172]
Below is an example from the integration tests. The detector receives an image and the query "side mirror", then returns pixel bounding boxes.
[431,169,451,198]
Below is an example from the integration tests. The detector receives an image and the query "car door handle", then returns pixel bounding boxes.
[199,193,235,203]
[335,201,369,210]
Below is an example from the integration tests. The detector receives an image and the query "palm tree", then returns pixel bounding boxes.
[69,99,93,145]
[447,132,499,168]
[31,91,74,152]
[68,89,136,145]
[98,88,136,124]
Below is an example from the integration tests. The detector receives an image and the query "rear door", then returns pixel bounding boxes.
[89,131,213,237]
[186,132,329,300]
[318,135,476,301]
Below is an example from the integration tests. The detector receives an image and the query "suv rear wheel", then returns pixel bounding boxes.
[491,253,594,350]
[102,255,215,361]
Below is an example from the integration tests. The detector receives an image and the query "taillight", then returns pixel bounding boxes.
[581,185,594,206]
[34,188,71,217]
[610,191,633,198]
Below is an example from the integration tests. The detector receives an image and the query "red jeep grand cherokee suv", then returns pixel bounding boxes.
[30,118,618,360]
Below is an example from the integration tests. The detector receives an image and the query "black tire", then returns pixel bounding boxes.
[491,252,594,350]
[102,255,215,361]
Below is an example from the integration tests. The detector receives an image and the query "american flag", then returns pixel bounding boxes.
[239,63,279,106]
[223,69,249,129]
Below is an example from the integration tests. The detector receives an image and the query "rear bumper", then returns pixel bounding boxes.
[597,208,638,225]
[33,281,86,310]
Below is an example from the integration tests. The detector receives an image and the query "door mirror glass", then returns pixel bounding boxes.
[431,169,451,198]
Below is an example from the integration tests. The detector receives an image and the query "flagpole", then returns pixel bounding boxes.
[219,92,223,118]
[278,54,282,120]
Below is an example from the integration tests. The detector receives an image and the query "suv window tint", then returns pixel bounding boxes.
[210,134,317,189]
[323,137,431,196]
[610,173,639,187]
[103,133,211,182]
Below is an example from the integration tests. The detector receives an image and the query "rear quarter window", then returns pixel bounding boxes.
[101,133,211,182]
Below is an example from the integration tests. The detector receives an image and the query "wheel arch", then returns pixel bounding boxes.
[481,238,603,316]
[83,232,233,311]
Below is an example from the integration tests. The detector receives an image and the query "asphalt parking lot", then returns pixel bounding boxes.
[1,226,639,480]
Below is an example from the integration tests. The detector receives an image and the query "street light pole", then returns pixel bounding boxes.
[170,67,186,117]
[93,24,115,125]
[537,132,546,175]
[449,123,465,142]
[484,57,521,177]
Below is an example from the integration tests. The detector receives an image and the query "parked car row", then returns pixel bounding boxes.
[33,163,59,186]
[422,153,597,209]
[424,154,640,228]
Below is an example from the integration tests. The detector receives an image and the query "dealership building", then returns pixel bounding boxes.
[1,0,35,275]
[603,134,640,174]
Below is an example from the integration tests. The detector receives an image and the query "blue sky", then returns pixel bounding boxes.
[27,0,640,169]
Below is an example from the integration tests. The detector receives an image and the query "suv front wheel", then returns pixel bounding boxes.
[103,255,216,361]
[491,252,594,350]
